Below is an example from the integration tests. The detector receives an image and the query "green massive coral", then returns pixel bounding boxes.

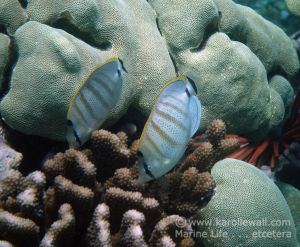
[0,34,10,91]
[0,21,114,140]
[198,158,299,247]
[149,0,298,138]
[0,0,27,35]
[285,0,300,16]
[0,0,298,141]
[0,0,175,141]
[276,182,300,244]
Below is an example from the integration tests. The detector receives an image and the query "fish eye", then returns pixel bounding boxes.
[187,77,198,94]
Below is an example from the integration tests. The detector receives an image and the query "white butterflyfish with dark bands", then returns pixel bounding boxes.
[66,57,125,148]
[137,75,202,183]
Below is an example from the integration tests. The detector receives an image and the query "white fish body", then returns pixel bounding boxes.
[67,57,124,148]
[137,76,202,183]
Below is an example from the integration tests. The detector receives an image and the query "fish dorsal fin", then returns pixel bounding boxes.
[189,95,202,137]
[159,75,186,98]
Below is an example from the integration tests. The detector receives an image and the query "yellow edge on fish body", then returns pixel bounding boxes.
[67,56,119,116]
[138,75,188,148]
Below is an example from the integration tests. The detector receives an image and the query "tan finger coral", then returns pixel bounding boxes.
[182,120,239,172]
[0,209,39,246]
[86,203,112,247]
[149,215,194,247]
[43,148,97,188]
[89,130,132,180]
[40,204,75,247]
[119,210,148,247]
[0,240,14,247]
[0,125,224,246]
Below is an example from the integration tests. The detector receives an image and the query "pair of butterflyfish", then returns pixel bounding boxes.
[137,75,202,183]
[66,59,201,183]
[66,57,125,148]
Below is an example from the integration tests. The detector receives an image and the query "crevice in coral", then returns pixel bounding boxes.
[0,25,8,36]
[169,54,179,75]
[155,17,162,36]
[51,16,112,51]
[190,12,221,53]
[267,66,290,82]
[110,106,147,142]
[154,13,179,75]
[0,37,17,100]
[18,0,28,8]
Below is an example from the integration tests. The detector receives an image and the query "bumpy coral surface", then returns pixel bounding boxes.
[0,0,27,35]
[198,158,299,247]
[150,0,298,138]
[0,21,114,140]
[0,0,298,141]
[269,75,294,118]
[276,182,300,244]
[0,34,10,92]
[286,0,300,16]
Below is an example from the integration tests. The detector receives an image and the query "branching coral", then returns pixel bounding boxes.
[85,203,112,247]
[0,240,14,247]
[0,133,23,182]
[89,130,132,180]
[0,120,233,246]
[0,209,39,247]
[0,147,97,246]
[149,215,195,247]
[40,204,75,247]
[86,203,195,247]
[183,119,240,172]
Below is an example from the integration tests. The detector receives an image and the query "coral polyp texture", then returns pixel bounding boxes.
[0,34,10,92]
[0,121,240,246]
[276,182,300,244]
[285,0,300,16]
[197,158,299,247]
[0,21,114,141]
[0,0,298,141]
[0,0,27,35]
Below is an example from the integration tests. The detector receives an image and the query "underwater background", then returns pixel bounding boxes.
[235,0,300,34]
[0,0,300,246]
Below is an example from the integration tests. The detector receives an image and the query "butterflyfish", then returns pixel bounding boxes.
[137,75,202,183]
[66,57,125,148]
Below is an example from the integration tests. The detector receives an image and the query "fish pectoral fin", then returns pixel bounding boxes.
[189,95,202,137]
